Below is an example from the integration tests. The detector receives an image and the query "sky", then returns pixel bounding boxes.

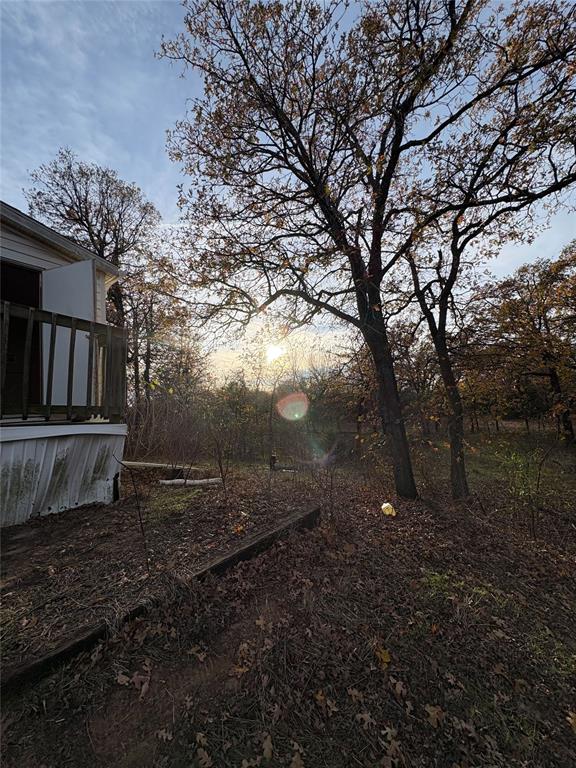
[1,0,194,224]
[1,0,575,344]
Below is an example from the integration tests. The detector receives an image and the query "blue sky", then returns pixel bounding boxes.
[1,0,196,224]
[1,0,575,278]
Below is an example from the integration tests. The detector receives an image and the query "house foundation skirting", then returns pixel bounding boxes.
[0,424,127,526]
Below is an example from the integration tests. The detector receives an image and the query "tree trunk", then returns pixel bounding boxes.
[364,328,417,499]
[435,342,470,500]
[473,404,480,432]
[143,307,153,404]
[133,356,141,403]
[268,381,277,460]
[132,308,141,405]
[418,408,431,437]
[548,366,574,441]
[106,282,125,326]
[143,341,151,404]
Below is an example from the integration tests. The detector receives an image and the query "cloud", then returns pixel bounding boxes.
[1,0,193,218]
[1,0,573,280]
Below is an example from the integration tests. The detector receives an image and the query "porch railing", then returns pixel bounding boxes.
[1,301,126,423]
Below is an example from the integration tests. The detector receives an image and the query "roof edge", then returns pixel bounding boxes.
[0,201,119,278]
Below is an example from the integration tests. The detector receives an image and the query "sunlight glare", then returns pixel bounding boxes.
[266,343,285,363]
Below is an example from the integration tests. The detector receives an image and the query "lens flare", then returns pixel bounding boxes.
[266,344,285,363]
[276,391,309,421]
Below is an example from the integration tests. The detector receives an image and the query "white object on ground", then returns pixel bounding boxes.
[124,461,201,470]
[381,502,397,516]
[159,477,223,487]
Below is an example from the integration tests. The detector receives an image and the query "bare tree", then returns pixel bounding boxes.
[25,148,161,323]
[160,0,576,499]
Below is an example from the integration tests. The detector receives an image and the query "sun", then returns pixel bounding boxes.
[266,343,285,363]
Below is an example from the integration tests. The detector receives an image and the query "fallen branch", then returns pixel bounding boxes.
[122,461,202,471]
[158,477,223,487]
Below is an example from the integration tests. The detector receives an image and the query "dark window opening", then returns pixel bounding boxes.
[1,260,42,412]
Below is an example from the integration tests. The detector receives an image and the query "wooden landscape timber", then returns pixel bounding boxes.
[0,504,320,695]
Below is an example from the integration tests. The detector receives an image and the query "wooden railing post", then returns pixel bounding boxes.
[66,318,77,421]
[86,322,95,412]
[103,325,112,420]
[106,328,126,423]
[45,313,57,421]
[115,328,127,422]
[22,307,34,420]
[0,302,9,417]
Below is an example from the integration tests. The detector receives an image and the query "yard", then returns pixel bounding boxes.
[1,468,315,679]
[1,434,575,767]
[3,0,576,765]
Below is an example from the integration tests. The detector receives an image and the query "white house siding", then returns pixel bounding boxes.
[0,424,127,527]
[1,224,111,323]
[0,225,74,271]
[42,260,94,405]
[95,269,107,323]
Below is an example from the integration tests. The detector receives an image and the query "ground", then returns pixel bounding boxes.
[1,468,314,673]
[1,433,575,768]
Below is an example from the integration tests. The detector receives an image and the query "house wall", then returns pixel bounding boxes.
[42,260,94,404]
[0,424,127,527]
[95,269,107,323]
[1,224,75,271]
[2,224,112,406]
[1,223,110,322]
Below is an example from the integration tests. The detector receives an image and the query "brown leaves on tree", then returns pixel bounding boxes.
[159,0,576,503]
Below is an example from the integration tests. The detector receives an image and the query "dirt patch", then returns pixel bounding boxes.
[87,607,272,767]
[0,467,315,675]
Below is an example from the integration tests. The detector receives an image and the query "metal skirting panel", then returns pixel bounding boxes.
[0,425,127,527]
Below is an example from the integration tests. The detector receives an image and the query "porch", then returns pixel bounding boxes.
[1,301,128,525]
[1,300,126,424]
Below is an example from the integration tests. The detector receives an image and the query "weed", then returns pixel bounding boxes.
[145,488,200,521]
[524,626,576,678]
